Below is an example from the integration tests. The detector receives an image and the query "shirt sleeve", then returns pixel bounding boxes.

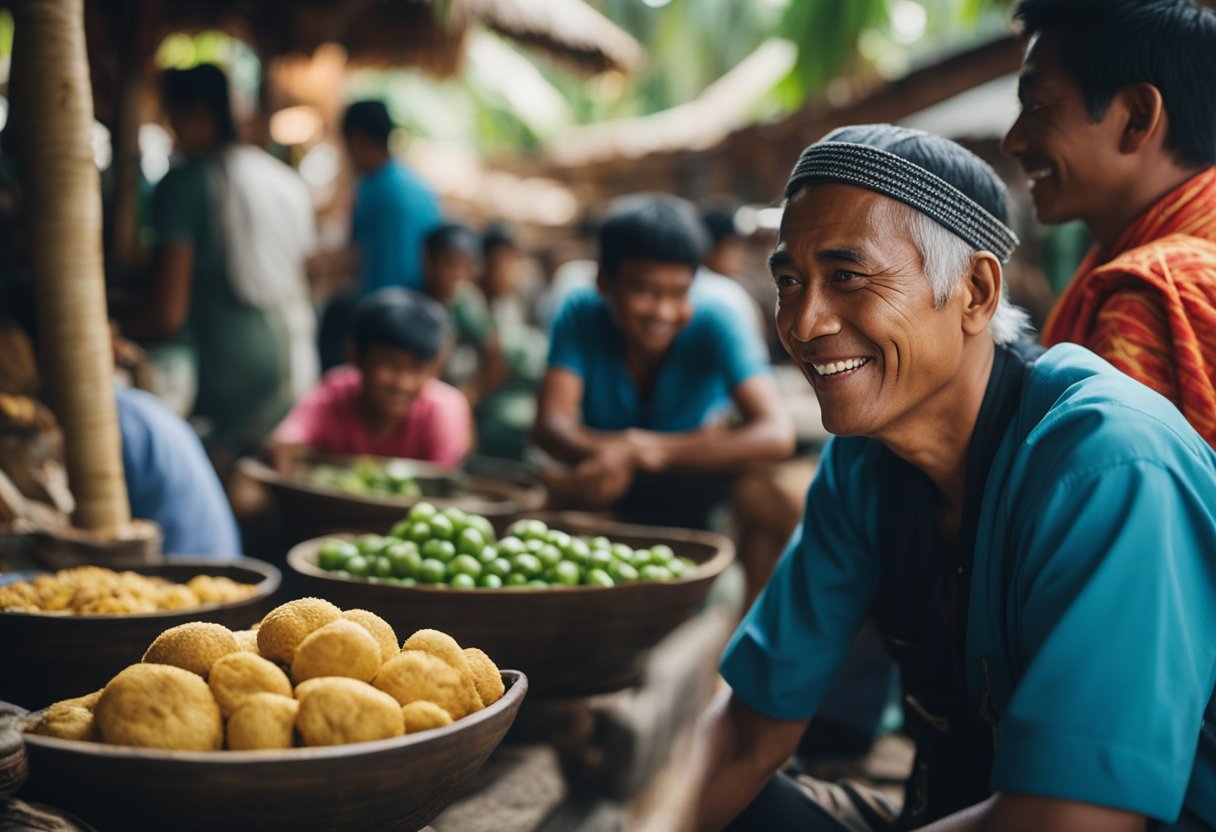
[992,458,1216,821]
[419,385,473,468]
[1084,288,1180,406]
[704,299,771,390]
[720,438,882,720]
[545,291,591,378]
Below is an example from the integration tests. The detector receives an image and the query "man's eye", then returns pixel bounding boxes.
[774,274,799,288]
[833,270,860,283]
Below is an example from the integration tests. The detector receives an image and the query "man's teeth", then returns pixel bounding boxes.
[1027,168,1052,181]
[812,357,869,376]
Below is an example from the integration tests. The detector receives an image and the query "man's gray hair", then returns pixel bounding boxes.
[900,204,1034,346]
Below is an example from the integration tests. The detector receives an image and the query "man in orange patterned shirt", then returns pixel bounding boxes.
[1003,0,1216,447]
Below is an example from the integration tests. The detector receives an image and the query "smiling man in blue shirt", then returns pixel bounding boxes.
[690,125,1216,832]
[533,194,795,529]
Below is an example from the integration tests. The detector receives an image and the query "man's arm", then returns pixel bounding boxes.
[532,365,629,463]
[688,688,809,832]
[919,794,1144,832]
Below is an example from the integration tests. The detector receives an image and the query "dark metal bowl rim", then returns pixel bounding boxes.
[22,670,527,762]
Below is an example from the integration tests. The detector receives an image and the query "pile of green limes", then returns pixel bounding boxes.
[309,458,422,498]
[314,502,697,589]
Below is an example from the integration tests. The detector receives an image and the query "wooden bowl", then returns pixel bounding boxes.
[239,454,547,540]
[21,671,527,832]
[286,513,734,696]
[0,559,281,709]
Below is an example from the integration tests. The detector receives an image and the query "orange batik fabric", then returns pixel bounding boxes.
[1042,167,1216,447]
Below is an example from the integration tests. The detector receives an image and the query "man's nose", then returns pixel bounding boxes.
[787,288,842,344]
[1002,113,1028,157]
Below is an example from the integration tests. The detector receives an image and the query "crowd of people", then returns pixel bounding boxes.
[0,0,1214,829]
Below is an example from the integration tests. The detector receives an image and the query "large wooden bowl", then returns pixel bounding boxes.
[0,558,281,709]
[21,670,527,832]
[240,454,548,540]
[286,513,734,696]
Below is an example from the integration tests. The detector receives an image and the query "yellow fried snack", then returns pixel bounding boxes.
[462,647,505,706]
[340,609,398,664]
[372,651,476,719]
[257,598,342,664]
[94,664,222,751]
[29,690,104,741]
[187,575,254,605]
[402,629,483,714]
[232,629,260,653]
[142,621,240,677]
[208,651,293,717]
[401,701,454,734]
[226,693,298,750]
[291,619,381,685]
[0,566,255,614]
[295,677,404,747]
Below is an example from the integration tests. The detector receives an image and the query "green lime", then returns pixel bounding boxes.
[398,577,417,587]
[526,579,550,588]
[512,552,543,579]
[317,539,357,571]
[356,534,388,556]
[467,515,496,543]
[612,542,636,563]
[389,518,413,539]
[505,572,529,587]
[386,541,422,578]
[608,561,639,583]
[640,564,674,582]
[418,558,447,584]
[421,539,456,563]
[409,501,438,522]
[345,555,371,577]
[649,544,676,564]
[477,544,499,565]
[449,573,477,589]
[496,536,526,557]
[666,558,687,578]
[455,527,486,558]
[440,505,468,528]
[585,569,614,587]
[587,549,614,570]
[509,519,548,541]
[406,522,432,544]
[372,556,394,578]
[563,538,591,566]
[524,538,546,554]
[478,573,504,589]
[448,554,483,580]
[591,536,611,550]
[428,514,456,541]
[552,560,581,586]
[487,557,512,578]
[536,544,563,569]
[546,530,572,550]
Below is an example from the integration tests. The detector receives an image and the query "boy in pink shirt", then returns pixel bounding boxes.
[270,288,472,470]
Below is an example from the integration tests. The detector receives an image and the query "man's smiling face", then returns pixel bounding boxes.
[771,184,969,441]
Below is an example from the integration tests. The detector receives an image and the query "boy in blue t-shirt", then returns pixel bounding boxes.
[533,194,795,528]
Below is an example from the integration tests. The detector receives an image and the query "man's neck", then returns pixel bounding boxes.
[356,397,401,440]
[1089,162,1204,253]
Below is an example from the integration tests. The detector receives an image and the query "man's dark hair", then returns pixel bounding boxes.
[701,203,740,246]
[1014,0,1216,167]
[598,194,709,279]
[162,64,237,144]
[482,221,517,255]
[351,287,449,361]
[342,100,395,146]
[794,124,1011,225]
[424,222,482,262]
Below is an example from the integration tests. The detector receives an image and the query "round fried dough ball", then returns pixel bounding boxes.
[208,652,293,717]
[31,691,104,741]
[340,609,398,664]
[295,678,404,747]
[401,701,453,734]
[142,622,240,677]
[94,664,222,751]
[373,651,476,719]
[291,619,381,684]
[257,598,342,664]
[462,648,504,706]
[226,693,298,750]
[232,629,260,653]
[402,629,483,714]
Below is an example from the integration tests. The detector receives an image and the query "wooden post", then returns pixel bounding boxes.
[10,0,131,534]
[108,0,158,272]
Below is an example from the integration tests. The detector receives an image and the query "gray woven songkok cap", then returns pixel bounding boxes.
[785,125,1020,264]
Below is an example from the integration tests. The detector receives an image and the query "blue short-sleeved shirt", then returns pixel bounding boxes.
[721,344,1216,827]
[116,386,242,559]
[546,287,770,432]
[351,160,440,295]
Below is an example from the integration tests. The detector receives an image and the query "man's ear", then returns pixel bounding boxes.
[1117,83,1166,155]
[961,252,1002,337]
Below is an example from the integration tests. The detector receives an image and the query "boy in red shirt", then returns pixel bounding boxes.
[270,288,472,470]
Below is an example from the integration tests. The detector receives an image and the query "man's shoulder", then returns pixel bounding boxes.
[417,378,471,414]
[314,365,363,403]
[555,287,610,324]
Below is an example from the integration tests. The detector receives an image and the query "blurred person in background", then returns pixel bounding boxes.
[121,64,317,462]
[1004,0,1216,447]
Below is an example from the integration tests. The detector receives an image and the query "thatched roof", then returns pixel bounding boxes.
[468,0,643,77]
